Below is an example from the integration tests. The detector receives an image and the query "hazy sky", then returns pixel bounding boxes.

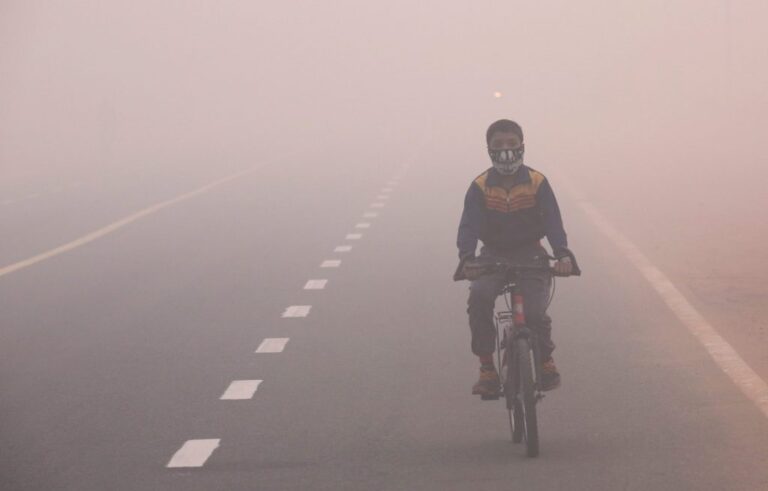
[2,0,767,186]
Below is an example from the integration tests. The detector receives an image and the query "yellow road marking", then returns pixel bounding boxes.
[0,167,257,279]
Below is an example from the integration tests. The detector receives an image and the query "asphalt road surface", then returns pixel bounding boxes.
[2,152,768,491]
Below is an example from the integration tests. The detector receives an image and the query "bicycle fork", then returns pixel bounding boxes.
[497,293,543,397]
[511,294,544,399]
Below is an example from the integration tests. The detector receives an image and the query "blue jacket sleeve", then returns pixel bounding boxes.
[537,178,569,256]
[457,183,485,259]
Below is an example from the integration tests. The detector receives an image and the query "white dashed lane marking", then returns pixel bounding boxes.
[167,439,221,468]
[255,338,290,353]
[304,279,328,290]
[168,171,408,470]
[220,380,263,400]
[162,167,411,470]
[282,305,311,318]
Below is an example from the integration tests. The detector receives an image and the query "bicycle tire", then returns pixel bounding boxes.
[512,399,524,443]
[517,338,539,457]
[504,335,524,443]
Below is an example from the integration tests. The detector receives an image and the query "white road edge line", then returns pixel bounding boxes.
[220,380,263,400]
[559,176,768,420]
[0,167,259,279]
[255,338,290,353]
[166,439,220,468]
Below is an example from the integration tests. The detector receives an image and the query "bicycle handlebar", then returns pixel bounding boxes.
[481,258,564,275]
[453,255,581,281]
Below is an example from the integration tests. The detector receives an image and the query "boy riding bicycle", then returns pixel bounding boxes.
[455,119,578,397]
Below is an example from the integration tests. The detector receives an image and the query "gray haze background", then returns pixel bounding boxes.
[2,1,767,383]
[3,2,768,489]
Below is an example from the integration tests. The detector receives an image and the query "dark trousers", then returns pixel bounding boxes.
[467,245,556,360]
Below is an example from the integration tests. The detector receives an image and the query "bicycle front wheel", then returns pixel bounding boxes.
[505,336,524,444]
[511,399,524,444]
[517,338,539,457]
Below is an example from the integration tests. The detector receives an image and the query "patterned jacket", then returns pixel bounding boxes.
[456,165,568,259]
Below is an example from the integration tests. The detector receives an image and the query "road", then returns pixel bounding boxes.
[2,150,768,491]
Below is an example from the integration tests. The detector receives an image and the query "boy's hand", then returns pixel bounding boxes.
[553,256,573,276]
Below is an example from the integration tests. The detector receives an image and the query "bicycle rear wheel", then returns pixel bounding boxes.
[517,338,539,457]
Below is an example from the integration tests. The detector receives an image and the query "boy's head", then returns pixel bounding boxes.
[486,119,523,147]
[486,119,525,175]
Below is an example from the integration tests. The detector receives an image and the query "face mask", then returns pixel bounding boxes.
[489,147,524,175]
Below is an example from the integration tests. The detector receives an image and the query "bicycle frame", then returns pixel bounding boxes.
[494,276,547,455]
[460,253,579,456]
[495,281,544,398]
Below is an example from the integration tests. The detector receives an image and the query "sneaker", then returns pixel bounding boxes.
[541,358,561,391]
[472,366,501,397]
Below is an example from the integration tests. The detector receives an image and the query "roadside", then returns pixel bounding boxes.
[555,138,768,388]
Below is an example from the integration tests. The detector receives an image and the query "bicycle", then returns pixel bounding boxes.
[458,254,580,458]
